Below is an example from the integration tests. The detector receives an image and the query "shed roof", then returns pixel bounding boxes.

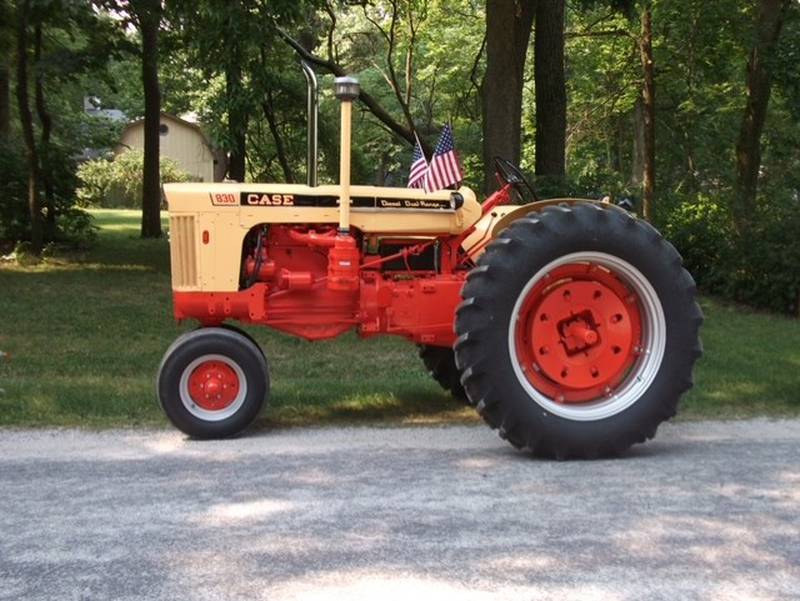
[121,112,215,150]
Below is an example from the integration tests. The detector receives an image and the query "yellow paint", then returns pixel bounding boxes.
[165,183,481,292]
[164,182,607,293]
[338,101,353,231]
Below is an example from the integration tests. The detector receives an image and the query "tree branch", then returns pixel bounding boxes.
[361,0,417,136]
[277,27,430,154]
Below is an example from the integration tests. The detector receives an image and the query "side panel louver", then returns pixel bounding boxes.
[169,215,199,289]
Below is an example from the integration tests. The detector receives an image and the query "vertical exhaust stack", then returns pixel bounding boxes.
[327,76,361,292]
[334,76,360,233]
[301,61,318,187]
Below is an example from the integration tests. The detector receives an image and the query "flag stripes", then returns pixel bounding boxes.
[424,124,463,193]
[407,135,428,189]
[406,124,463,193]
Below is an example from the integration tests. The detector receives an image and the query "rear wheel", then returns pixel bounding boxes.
[418,345,468,403]
[157,327,269,438]
[455,203,702,458]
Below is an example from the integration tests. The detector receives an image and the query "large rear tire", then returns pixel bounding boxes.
[454,203,702,458]
[157,327,269,439]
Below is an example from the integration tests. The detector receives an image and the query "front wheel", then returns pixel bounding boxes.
[454,203,702,458]
[157,327,269,438]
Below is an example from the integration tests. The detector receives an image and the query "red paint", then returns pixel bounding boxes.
[187,359,240,410]
[173,225,467,345]
[327,235,360,291]
[287,227,337,247]
[513,263,642,403]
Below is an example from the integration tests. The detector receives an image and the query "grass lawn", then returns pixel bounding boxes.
[0,208,798,429]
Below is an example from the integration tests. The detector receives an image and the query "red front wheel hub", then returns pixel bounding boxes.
[187,360,241,411]
[515,263,643,403]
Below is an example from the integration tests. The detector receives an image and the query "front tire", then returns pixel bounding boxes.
[157,327,269,438]
[454,203,702,458]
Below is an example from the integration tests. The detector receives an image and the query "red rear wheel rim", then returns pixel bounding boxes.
[514,262,643,403]
[187,360,241,411]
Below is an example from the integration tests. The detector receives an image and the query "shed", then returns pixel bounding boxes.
[118,112,224,182]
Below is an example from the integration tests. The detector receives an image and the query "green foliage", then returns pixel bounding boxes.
[0,140,30,245]
[664,195,734,293]
[76,150,192,208]
[666,193,800,316]
[726,199,800,315]
[1,0,129,249]
[333,0,486,188]
[0,137,95,249]
[55,207,98,249]
[6,0,799,314]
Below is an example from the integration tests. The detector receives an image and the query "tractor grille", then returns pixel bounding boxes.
[169,215,199,289]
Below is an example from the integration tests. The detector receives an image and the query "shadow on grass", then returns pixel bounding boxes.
[258,388,477,430]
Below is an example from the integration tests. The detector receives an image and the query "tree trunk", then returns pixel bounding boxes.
[225,58,247,182]
[482,0,536,193]
[534,0,566,178]
[0,62,9,141]
[34,22,55,240]
[262,91,295,183]
[15,0,43,253]
[631,96,644,188]
[639,6,655,222]
[734,0,789,230]
[137,0,162,239]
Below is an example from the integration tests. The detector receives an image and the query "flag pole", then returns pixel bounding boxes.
[413,130,427,162]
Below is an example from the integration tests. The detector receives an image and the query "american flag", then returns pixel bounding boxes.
[407,135,428,189]
[424,124,463,193]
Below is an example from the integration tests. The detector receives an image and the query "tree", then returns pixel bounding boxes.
[93,0,163,238]
[131,0,163,238]
[0,0,11,141]
[0,62,8,140]
[734,0,791,230]
[534,0,567,179]
[482,0,535,192]
[168,0,317,183]
[279,26,429,154]
[15,0,43,253]
[638,4,655,220]
[33,21,56,238]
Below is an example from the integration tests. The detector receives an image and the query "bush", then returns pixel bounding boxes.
[664,194,734,293]
[728,199,800,315]
[0,140,30,245]
[56,207,98,249]
[77,150,193,208]
[665,193,800,316]
[0,137,95,250]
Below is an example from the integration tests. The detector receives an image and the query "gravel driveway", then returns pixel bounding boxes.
[1,419,798,600]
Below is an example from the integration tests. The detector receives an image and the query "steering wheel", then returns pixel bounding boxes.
[493,157,539,202]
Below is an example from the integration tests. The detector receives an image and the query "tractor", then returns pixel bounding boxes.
[157,75,702,458]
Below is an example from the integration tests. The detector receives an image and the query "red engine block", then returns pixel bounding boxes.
[173,225,467,346]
